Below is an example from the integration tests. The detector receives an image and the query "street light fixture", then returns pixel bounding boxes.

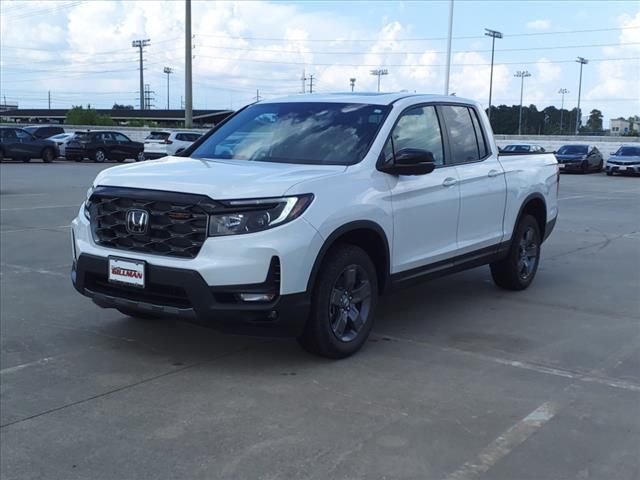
[370,69,388,92]
[350,77,356,92]
[575,57,588,135]
[514,70,531,135]
[558,88,569,134]
[163,67,173,110]
[484,28,502,125]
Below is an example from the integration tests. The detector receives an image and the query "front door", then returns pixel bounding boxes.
[384,105,461,274]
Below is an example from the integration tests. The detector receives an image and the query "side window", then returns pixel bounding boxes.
[187,134,200,142]
[101,133,114,141]
[441,105,480,164]
[114,133,130,142]
[469,108,488,158]
[15,130,31,141]
[175,134,185,141]
[383,105,445,165]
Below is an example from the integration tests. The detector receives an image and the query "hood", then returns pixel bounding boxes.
[93,156,346,199]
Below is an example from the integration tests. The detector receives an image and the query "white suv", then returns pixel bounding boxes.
[71,93,559,358]
[143,130,202,159]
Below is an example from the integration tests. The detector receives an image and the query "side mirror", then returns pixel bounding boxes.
[379,148,436,175]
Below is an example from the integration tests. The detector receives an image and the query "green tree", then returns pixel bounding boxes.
[586,109,603,131]
[65,105,114,126]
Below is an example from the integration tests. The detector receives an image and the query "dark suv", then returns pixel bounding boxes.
[23,125,65,140]
[65,131,145,163]
[0,127,59,163]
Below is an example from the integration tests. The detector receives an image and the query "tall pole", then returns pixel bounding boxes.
[48,90,51,110]
[185,0,193,127]
[484,28,502,124]
[514,70,531,135]
[444,0,454,95]
[558,88,568,134]
[575,57,588,135]
[350,77,356,92]
[309,74,314,93]
[132,39,150,110]
[163,67,173,110]
[370,69,388,92]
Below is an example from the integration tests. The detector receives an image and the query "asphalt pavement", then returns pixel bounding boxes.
[1,160,639,480]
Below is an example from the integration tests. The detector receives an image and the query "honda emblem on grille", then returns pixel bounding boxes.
[126,209,149,234]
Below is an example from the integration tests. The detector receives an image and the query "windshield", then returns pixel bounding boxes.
[557,145,587,155]
[503,145,530,152]
[614,146,640,156]
[191,102,390,165]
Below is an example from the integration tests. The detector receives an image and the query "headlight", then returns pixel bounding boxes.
[208,194,313,236]
[83,186,94,220]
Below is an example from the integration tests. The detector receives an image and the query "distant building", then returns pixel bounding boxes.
[609,117,636,135]
[0,102,18,112]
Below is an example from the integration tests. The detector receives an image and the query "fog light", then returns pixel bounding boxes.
[238,293,277,302]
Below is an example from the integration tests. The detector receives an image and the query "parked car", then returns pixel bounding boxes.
[71,93,558,358]
[502,144,546,153]
[49,132,75,157]
[605,144,640,176]
[0,127,58,162]
[554,144,603,173]
[143,131,203,159]
[65,131,144,163]
[23,125,65,140]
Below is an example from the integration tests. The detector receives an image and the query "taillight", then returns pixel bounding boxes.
[162,139,173,144]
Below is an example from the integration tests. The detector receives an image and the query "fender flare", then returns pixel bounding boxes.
[306,220,391,293]
[513,192,547,239]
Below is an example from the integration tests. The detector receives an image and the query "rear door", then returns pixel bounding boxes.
[439,104,507,254]
[15,129,40,157]
[1,129,21,157]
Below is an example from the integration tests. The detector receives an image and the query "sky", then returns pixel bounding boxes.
[1,0,638,125]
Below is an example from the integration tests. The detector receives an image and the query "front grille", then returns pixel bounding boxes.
[90,187,220,259]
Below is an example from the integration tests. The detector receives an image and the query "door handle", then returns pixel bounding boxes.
[442,177,457,187]
[488,169,501,177]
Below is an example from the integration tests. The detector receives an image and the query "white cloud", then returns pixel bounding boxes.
[526,19,551,30]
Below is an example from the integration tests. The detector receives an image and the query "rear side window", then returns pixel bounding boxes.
[441,105,483,164]
[1,129,17,140]
[469,109,488,158]
[114,133,130,142]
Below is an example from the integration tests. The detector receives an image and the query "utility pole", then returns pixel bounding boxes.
[48,90,51,110]
[309,74,314,93]
[132,39,150,110]
[163,67,173,109]
[370,69,388,92]
[444,0,454,95]
[185,0,193,127]
[301,69,307,94]
[143,84,155,110]
[350,77,356,92]
[254,89,261,103]
[558,88,569,134]
[484,28,502,124]
[575,57,588,135]
[514,70,531,135]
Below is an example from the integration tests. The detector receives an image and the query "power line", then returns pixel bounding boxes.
[1,1,83,20]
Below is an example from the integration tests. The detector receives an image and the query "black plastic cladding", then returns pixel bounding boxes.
[90,187,221,258]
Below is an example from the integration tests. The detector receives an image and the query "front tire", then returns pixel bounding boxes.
[136,151,145,162]
[298,244,378,359]
[93,149,106,163]
[490,215,541,291]
[606,170,613,176]
[42,147,54,163]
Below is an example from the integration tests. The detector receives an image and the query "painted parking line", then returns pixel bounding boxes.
[444,402,558,480]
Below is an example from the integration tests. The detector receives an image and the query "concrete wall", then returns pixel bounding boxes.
[494,135,639,156]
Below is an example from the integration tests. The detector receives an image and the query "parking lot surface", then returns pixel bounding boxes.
[1,161,639,480]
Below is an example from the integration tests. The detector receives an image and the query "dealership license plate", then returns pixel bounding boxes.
[558,164,565,169]
[108,257,145,288]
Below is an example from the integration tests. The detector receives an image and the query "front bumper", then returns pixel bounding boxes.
[606,163,640,174]
[557,161,583,172]
[72,254,310,337]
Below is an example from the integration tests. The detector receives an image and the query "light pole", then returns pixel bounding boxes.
[484,28,502,124]
[185,0,193,128]
[575,57,588,135]
[132,39,150,110]
[370,69,388,92]
[558,88,569,134]
[444,0,454,95]
[163,67,173,110]
[514,70,531,135]
[350,77,356,92]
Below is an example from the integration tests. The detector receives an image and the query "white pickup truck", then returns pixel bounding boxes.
[71,93,559,358]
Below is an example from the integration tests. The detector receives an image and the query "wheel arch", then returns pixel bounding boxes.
[306,221,391,294]
[515,193,547,241]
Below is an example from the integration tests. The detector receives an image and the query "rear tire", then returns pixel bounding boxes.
[93,149,106,163]
[606,170,613,176]
[298,244,378,359]
[490,215,541,291]
[136,151,145,162]
[42,147,54,163]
